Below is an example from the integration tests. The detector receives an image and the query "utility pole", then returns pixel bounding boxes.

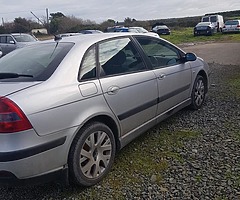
[46,8,49,25]
[1,18,4,26]
[30,11,44,25]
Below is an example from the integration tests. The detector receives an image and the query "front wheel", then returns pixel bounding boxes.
[190,75,206,110]
[68,122,116,186]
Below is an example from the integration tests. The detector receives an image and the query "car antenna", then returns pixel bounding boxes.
[54,35,62,41]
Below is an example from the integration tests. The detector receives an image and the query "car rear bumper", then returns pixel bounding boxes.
[222,28,240,33]
[0,167,68,186]
[194,30,212,36]
[0,127,77,184]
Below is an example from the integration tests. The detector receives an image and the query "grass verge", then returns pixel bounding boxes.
[160,27,240,45]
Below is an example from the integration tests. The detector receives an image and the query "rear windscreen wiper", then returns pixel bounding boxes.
[0,73,34,79]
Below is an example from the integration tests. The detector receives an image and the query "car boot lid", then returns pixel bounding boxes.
[0,82,41,97]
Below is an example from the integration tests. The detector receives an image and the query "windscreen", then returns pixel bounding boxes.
[13,34,37,42]
[225,20,239,25]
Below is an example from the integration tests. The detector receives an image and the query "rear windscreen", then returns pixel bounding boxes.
[0,42,74,81]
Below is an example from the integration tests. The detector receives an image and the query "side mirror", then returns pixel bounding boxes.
[185,52,197,61]
[9,40,15,44]
[0,50,2,58]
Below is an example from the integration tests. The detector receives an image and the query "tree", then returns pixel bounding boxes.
[49,12,65,34]
[100,19,115,31]
[124,17,133,26]
[13,17,31,33]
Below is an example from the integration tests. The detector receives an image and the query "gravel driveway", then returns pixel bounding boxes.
[0,43,239,200]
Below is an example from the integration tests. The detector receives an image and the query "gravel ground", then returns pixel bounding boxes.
[0,63,239,199]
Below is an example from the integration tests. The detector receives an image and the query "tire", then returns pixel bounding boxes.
[68,122,116,186]
[190,75,206,110]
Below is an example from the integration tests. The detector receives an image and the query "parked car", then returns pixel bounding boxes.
[0,33,38,56]
[201,15,224,32]
[56,33,81,38]
[106,26,159,38]
[152,25,171,35]
[128,27,160,38]
[194,22,216,36]
[0,33,209,187]
[222,20,240,33]
[79,30,103,34]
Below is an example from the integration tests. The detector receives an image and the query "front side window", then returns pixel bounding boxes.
[7,36,14,44]
[99,37,146,76]
[79,46,96,80]
[136,37,181,69]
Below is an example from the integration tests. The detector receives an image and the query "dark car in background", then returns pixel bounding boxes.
[152,25,171,35]
[194,22,216,36]
[0,33,38,56]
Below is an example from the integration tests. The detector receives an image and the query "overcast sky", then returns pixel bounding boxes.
[0,0,240,24]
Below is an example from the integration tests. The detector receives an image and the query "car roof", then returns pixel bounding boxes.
[54,32,151,45]
[11,33,31,36]
[197,22,211,25]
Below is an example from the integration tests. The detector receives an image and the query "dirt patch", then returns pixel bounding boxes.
[182,42,240,65]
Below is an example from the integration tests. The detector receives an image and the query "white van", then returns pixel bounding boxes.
[201,15,224,32]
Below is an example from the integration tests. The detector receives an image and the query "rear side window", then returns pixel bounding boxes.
[0,42,74,81]
[0,36,6,43]
[79,46,96,80]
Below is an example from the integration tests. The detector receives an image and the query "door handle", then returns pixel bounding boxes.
[158,74,166,80]
[107,86,120,95]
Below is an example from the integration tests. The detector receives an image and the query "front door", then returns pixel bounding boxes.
[135,36,192,118]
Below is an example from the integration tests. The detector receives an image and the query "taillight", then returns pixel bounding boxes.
[237,25,240,28]
[0,97,32,133]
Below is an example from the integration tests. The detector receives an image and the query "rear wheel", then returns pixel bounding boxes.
[190,75,206,110]
[68,122,116,186]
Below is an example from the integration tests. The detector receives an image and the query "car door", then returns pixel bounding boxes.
[135,36,192,120]
[0,36,7,55]
[98,37,158,135]
[0,35,16,55]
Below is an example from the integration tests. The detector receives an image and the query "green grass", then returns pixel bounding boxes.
[228,75,240,97]
[160,27,240,45]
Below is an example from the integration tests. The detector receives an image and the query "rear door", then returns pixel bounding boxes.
[98,37,158,135]
[0,35,16,55]
[135,36,192,119]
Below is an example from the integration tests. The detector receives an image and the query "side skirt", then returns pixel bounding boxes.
[119,99,191,149]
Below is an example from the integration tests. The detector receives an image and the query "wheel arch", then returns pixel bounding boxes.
[197,70,208,93]
[68,114,121,157]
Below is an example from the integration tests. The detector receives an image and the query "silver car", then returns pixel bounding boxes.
[0,33,38,56]
[222,20,240,33]
[0,33,209,186]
